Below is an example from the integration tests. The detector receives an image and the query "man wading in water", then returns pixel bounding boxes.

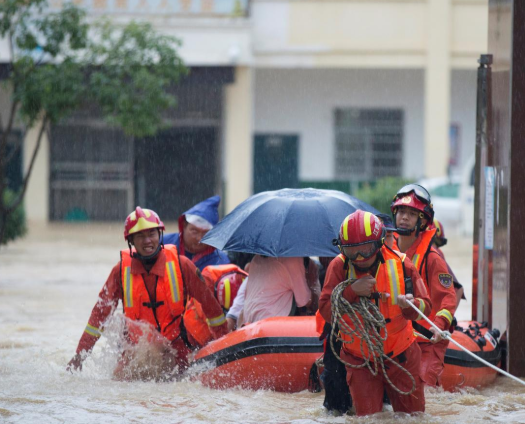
[318,210,432,416]
[67,207,228,380]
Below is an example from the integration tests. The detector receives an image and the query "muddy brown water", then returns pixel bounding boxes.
[1,223,524,424]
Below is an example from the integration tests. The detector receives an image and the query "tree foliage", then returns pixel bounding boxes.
[0,0,187,244]
[355,177,413,215]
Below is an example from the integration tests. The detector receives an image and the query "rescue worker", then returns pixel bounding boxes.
[66,207,228,380]
[164,196,230,270]
[430,218,466,308]
[316,214,392,415]
[319,210,432,416]
[391,184,458,388]
[184,264,248,347]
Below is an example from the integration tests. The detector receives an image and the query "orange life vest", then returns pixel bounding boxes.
[340,247,415,359]
[409,228,454,341]
[203,264,248,290]
[315,310,326,336]
[410,228,436,276]
[184,264,247,347]
[121,245,185,344]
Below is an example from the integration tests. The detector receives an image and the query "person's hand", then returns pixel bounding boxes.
[66,353,83,372]
[351,275,376,297]
[429,326,444,344]
[397,294,415,309]
[226,317,237,332]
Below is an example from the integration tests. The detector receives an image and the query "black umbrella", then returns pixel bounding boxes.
[202,188,380,258]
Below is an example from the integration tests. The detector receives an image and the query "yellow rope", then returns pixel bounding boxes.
[329,279,416,396]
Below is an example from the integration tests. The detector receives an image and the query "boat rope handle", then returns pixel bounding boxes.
[404,300,525,387]
[330,279,416,396]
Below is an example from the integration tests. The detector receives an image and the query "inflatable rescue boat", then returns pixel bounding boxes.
[441,321,501,391]
[190,316,323,392]
[190,316,501,393]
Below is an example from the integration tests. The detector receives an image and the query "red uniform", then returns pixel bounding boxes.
[405,230,457,387]
[319,249,431,416]
[74,246,228,370]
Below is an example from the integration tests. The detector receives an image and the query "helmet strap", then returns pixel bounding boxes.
[415,217,422,237]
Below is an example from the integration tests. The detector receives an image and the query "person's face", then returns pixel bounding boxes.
[132,228,160,256]
[343,244,378,267]
[395,206,427,232]
[183,222,209,254]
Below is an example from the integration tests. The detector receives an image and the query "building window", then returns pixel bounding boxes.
[335,108,404,181]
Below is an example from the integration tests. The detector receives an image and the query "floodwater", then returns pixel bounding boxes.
[1,223,525,424]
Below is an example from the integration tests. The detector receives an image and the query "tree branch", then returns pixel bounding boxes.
[3,131,23,166]
[0,100,19,213]
[6,115,48,214]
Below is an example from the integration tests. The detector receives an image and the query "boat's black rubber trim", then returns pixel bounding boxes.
[193,336,324,368]
[444,346,502,368]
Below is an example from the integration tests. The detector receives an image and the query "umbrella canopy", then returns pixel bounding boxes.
[202,188,380,258]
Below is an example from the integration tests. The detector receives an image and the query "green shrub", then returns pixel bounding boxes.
[1,189,27,245]
[355,177,413,215]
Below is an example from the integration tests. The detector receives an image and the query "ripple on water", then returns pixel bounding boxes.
[0,342,30,349]
[0,408,15,418]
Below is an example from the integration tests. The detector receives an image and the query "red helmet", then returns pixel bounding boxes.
[336,210,385,262]
[215,272,246,311]
[391,184,434,226]
[124,207,165,240]
[429,218,447,247]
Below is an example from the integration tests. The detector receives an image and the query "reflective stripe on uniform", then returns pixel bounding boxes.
[166,261,181,302]
[223,278,232,310]
[84,323,102,338]
[385,259,401,305]
[347,264,357,280]
[206,314,226,327]
[124,266,133,308]
[412,253,421,269]
[436,308,453,325]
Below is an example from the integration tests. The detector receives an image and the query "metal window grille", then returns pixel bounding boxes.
[335,108,403,181]
[50,125,134,221]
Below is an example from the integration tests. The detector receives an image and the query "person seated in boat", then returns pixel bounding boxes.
[236,255,320,327]
[222,252,253,331]
[429,218,466,309]
[391,185,458,388]
[163,196,230,271]
[319,210,432,416]
[66,207,228,381]
[184,264,248,347]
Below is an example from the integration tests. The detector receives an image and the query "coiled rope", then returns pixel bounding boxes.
[330,279,416,396]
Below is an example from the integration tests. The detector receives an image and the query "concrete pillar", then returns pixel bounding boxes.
[424,0,451,178]
[224,66,253,213]
[24,120,49,224]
